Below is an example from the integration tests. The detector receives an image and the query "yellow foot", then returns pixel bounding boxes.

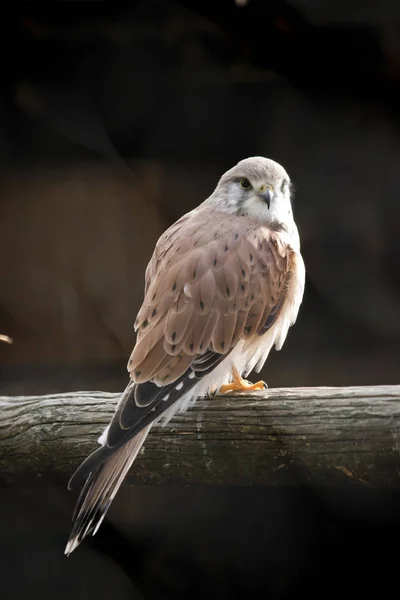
[219,364,267,394]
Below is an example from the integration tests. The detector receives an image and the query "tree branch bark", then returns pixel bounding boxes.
[1,386,400,487]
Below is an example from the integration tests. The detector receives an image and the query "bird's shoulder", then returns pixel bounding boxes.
[146,208,292,282]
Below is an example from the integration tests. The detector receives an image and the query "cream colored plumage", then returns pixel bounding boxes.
[65,156,305,554]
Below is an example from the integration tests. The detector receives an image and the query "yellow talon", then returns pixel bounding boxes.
[219,364,267,394]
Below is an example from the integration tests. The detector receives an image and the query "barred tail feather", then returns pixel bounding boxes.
[65,424,152,556]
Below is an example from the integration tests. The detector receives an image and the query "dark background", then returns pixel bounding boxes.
[0,1,399,598]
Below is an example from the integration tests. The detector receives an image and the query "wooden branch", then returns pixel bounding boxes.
[1,386,400,488]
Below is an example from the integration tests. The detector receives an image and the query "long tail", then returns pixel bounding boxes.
[65,423,152,555]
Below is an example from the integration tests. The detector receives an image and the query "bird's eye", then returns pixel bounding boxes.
[281,179,288,193]
[240,178,251,190]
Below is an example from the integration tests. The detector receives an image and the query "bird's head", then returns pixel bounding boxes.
[208,156,294,233]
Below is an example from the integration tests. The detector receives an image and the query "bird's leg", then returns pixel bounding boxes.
[219,364,267,394]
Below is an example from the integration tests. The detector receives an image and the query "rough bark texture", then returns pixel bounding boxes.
[1,386,400,488]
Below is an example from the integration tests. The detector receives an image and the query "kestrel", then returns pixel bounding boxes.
[65,156,305,554]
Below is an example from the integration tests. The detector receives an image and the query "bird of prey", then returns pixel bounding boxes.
[65,156,305,554]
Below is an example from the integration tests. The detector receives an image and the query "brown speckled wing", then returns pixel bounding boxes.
[129,208,291,386]
[66,209,293,527]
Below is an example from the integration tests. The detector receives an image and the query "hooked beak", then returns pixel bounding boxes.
[258,187,272,209]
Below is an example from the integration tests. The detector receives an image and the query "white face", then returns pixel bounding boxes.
[225,174,294,232]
